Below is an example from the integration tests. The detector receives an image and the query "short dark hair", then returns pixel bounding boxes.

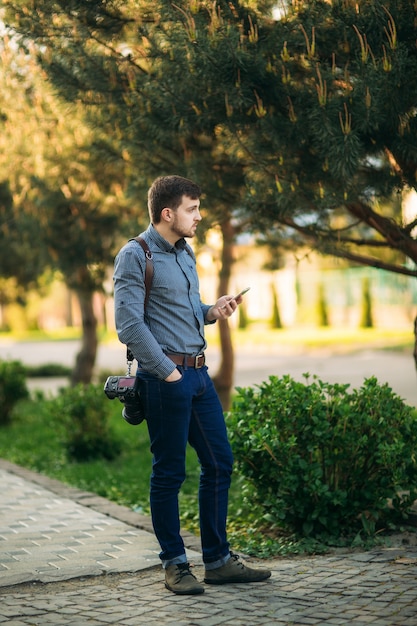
[148,175,202,223]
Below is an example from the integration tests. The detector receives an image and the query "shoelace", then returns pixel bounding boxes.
[229,552,245,570]
[176,564,196,581]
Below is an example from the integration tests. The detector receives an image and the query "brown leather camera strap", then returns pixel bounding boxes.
[126,237,154,363]
[133,236,154,309]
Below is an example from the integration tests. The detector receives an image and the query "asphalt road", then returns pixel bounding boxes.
[1,338,416,407]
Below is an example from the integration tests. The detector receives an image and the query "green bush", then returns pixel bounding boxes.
[25,363,72,378]
[238,301,249,329]
[0,359,29,425]
[360,277,374,328]
[270,284,283,329]
[227,375,417,539]
[316,283,329,327]
[48,383,122,462]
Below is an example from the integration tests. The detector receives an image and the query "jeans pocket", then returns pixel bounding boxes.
[163,372,184,385]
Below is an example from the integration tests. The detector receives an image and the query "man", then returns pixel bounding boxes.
[113,175,271,595]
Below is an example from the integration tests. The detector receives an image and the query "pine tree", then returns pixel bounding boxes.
[6,0,417,273]
[227,0,417,278]
[0,34,133,383]
[5,0,417,385]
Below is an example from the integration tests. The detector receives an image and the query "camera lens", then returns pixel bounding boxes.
[122,405,144,426]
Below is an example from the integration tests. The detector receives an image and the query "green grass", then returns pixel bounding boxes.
[0,398,154,509]
[99,324,415,352]
[217,325,413,353]
[0,327,83,342]
[2,324,411,350]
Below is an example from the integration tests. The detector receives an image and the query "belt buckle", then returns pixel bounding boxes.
[195,354,204,368]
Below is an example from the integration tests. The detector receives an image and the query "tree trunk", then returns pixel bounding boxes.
[71,289,98,385]
[211,219,236,411]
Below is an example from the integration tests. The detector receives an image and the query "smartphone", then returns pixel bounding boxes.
[232,287,250,300]
[221,287,250,309]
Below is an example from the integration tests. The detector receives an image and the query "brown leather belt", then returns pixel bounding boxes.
[166,353,205,368]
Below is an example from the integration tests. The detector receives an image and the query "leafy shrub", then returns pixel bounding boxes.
[227,375,417,539]
[48,383,122,462]
[270,284,283,329]
[238,301,249,329]
[0,359,29,425]
[360,277,374,328]
[25,363,72,377]
[316,283,329,327]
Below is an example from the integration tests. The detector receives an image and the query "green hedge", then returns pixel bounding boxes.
[0,359,29,425]
[47,383,122,462]
[227,375,417,539]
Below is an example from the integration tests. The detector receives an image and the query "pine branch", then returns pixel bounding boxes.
[327,249,417,278]
[346,201,414,254]
[280,216,417,277]
[404,218,417,234]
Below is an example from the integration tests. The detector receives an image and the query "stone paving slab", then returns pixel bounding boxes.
[1,552,417,626]
[0,467,201,587]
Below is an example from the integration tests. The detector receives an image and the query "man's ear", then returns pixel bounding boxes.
[161,207,172,222]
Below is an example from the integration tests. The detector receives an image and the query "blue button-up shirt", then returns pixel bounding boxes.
[113,224,213,379]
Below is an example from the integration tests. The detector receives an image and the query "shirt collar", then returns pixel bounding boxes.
[146,224,187,253]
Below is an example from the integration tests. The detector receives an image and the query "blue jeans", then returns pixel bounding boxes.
[137,365,233,567]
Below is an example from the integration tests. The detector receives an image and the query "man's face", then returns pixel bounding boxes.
[170,195,202,239]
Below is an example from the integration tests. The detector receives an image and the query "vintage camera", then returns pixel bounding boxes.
[103,375,144,425]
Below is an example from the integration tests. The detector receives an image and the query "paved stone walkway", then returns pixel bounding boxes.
[1,460,417,625]
[1,469,161,586]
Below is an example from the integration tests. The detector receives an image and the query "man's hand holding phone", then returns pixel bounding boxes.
[221,286,250,309]
[231,286,251,302]
[207,287,250,321]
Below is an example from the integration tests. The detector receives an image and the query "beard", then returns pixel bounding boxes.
[171,215,197,239]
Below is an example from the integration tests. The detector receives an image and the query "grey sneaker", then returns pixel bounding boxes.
[204,552,271,585]
[165,563,205,595]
